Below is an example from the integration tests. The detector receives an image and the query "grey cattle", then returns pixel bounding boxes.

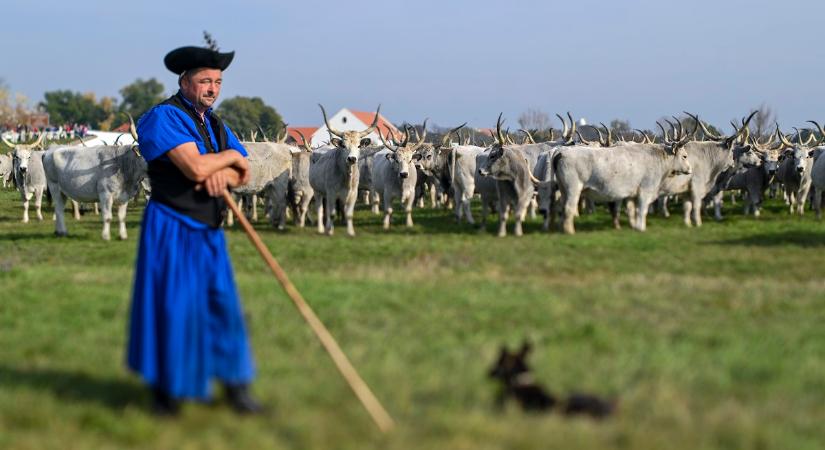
[775,132,818,215]
[720,146,781,218]
[7,134,47,223]
[439,144,484,224]
[657,113,754,227]
[43,129,146,240]
[477,144,537,237]
[229,141,293,229]
[289,131,316,227]
[372,120,427,229]
[0,153,13,187]
[309,104,380,236]
[809,146,825,219]
[554,140,693,233]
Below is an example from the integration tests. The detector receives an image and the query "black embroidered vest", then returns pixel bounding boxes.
[147,93,229,228]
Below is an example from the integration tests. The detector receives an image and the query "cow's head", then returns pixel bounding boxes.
[665,138,692,176]
[319,104,380,165]
[6,133,44,176]
[379,119,428,179]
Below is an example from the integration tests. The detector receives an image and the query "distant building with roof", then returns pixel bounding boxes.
[286,107,399,148]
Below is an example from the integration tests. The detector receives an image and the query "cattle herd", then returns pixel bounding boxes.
[2,107,825,240]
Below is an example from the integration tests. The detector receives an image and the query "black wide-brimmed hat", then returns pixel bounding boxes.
[164,46,234,74]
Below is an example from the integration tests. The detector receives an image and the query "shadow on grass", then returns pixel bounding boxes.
[0,232,87,242]
[0,365,146,410]
[713,230,825,247]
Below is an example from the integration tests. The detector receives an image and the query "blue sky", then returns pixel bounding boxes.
[4,0,824,131]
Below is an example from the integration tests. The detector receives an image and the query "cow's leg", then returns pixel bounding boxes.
[34,188,44,221]
[713,192,724,221]
[316,195,325,234]
[608,201,621,229]
[117,202,128,240]
[561,186,581,235]
[298,194,311,228]
[635,192,655,232]
[659,196,670,218]
[691,192,703,227]
[345,193,356,237]
[429,183,437,208]
[463,193,475,225]
[514,197,531,237]
[100,194,114,241]
[362,190,370,205]
[625,199,637,229]
[404,192,414,227]
[50,184,68,237]
[814,188,823,220]
[528,197,537,220]
[227,194,236,226]
[94,202,99,215]
[371,191,380,215]
[324,196,335,235]
[72,200,81,220]
[19,192,29,223]
[383,190,393,230]
[251,194,258,222]
[497,201,510,237]
[682,199,693,227]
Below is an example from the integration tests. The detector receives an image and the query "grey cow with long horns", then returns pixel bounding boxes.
[309,104,380,236]
[373,119,428,229]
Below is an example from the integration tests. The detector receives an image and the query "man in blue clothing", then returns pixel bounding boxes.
[127,40,264,415]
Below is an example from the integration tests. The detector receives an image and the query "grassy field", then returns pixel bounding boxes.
[1,187,825,450]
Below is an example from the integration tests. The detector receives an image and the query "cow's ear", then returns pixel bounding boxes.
[331,138,344,148]
[809,150,816,158]
[384,153,392,161]
[360,138,372,148]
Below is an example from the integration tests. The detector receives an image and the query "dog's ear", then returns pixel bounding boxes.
[518,339,532,357]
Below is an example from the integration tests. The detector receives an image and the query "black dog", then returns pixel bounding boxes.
[488,341,615,418]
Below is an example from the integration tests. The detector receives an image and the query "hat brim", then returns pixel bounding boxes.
[164,46,235,75]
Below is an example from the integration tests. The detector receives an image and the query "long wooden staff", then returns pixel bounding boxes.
[222,191,395,433]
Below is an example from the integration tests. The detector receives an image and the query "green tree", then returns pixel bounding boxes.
[39,90,108,127]
[216,96,284,141]
[119,78,165,121]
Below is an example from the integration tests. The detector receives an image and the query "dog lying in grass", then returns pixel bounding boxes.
[488,341,616,418]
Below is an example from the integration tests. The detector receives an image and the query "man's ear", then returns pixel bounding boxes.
[331,138,343,148]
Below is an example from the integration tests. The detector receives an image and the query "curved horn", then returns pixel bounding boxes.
[600,123,612,147]
[114,133,125,145]
[777,127,794,148]
[803,131,816,146]
[319,104,344,138]
[656,122,671,143]
[412,119,429,150]
[277,123,290,144]
[576,130,594,145]
[664,118,678,141]
[684,111,722,141]
[443,122,466,147]
[295,130,313,152]
[556,113,568,141]
[378,126,399,152]
[357,104,382,138]
[1,135,14,148]
[257,124,269,142]
[671,116,685,141]
[793,127,804,145]
[495,112,506,145]
[567,112,577,143]
[807,120,825,143]
[519,129,536,144]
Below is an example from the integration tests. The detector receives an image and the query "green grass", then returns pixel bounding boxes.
[1,188,825,450]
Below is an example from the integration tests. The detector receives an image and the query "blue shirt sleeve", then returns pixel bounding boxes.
[137,105,202,162]
[224,125,248,157]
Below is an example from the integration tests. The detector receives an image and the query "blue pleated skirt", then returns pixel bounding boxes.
[127,201,255,399]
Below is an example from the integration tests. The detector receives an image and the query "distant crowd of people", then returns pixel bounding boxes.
[0,123,91,144]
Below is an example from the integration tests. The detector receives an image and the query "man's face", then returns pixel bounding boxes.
[181,68,222,111]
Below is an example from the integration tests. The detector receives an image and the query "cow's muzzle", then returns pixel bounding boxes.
[796,167,805,174]
[347,156,357,164]
[478,168,489,177]
[399,172,409,179]
[768,169,776,176]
